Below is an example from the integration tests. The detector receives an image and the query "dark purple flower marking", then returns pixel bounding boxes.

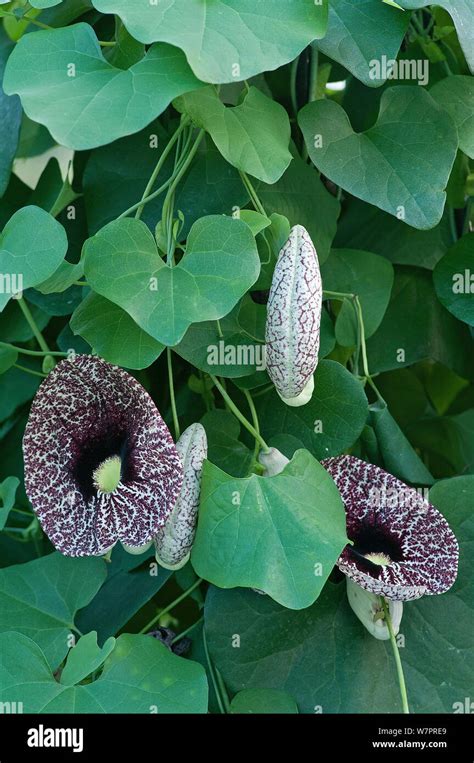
[23,355,183,557]
[322,455,458,601]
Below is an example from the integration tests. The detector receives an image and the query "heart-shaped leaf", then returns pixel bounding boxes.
[192,449,348,610]
[3,23,202,150]
[91,0,328,83]
[0,631,208,712]
[175,86,292,183]
[84,215,260,346]
[0,206,68,311]
[299,86,458,229]
[321,248,394,345]
[317,0,409,87]
[0,552,107,669]
[70,292,164,369]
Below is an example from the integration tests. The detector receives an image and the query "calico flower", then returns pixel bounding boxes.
[265,225,322,407]
[322,455,458,602]
[155,422,207,570]
[23,355,183,557]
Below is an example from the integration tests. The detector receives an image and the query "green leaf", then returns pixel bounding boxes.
[397,1,474,73]
[230,688,298,714]
[0,552,107,669]
[0,206,68,311]
[0,345,18,375]
[3,23,201,150]
[257,360,369,460]
[408,408,474,477]
[60,631,116,686]
[0,299,49,343]
[257,154,340,264]
[299,87,458,229]
[84,215,260,346]
[238,210,271,237]
[175,86,291,184]
[317,0,409,86]
[29,0,62,7]
[200,409,253,478]
[334,197,452,270]
[91,0,328,83]
[0,631,208,712]
[0,363,41,422]
[76,546,172,643]
[206,476,473,713]
[430,76,474,159]
[322,249,394,345]
[35,260,84,295]
[0,476,20,531]
[84,129,247,236]
[369,401,434,485]
[70,293,164,370]
[433,235,474,326]
[28,157,79,218]
[367,267,474,379]
[0,30,22,196]
[192,449,348,610]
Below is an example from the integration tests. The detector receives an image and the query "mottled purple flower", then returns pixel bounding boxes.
[23,355,183,557]
[322,455,458,602]
[265,225,322,407]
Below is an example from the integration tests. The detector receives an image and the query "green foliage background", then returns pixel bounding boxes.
[0,0,472,714]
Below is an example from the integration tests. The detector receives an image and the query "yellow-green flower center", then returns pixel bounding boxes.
[364,551,392,567]
[93,456,122,494]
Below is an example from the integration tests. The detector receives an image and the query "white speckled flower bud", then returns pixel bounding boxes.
[154,423,207,570]
[265,225,322,406]
[346,578,403,641]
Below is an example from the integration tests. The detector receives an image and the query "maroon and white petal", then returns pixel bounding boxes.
[265,225,322,404]
[23,355,183,557]
[322,455,459,602]
[155,422,207,570]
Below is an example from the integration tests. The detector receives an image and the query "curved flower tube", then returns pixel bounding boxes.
[258,446,289,476]
[265,224,322,407]
[23,355,183,557]
[322,455,458,602]
[346,577,403,641]
[154,422,207,570]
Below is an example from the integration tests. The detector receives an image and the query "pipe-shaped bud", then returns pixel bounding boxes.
[265,225,322,407]
[154,423,207,570]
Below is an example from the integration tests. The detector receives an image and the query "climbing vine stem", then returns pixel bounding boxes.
[382,598,410,714]
[167,348,180,441]
[17,298,50,353]
[210,375,270,453]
